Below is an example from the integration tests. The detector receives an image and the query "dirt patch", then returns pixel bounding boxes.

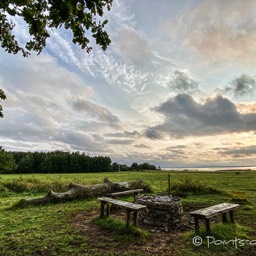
[71,208,194,256]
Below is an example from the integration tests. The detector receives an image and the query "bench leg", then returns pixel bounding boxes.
[100,202,105,218]
[194,217,200,234]
[229,210,235,223]
[133,211,138,227]
[222,212,228,223]
[126,209,131,228]
[206,219,211,235]
[106,204,110,217]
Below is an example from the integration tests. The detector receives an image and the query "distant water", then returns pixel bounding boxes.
[162,166,256,172]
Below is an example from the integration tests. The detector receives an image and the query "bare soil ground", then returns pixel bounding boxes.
[71,207,195,256]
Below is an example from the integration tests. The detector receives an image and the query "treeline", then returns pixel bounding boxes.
[11,151,112,173]
[0,148,158,173]
[113,162,158,171]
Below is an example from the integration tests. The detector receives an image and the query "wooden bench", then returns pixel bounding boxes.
[98,197,147,227]
[107,189,143,202]
[190,203,239,235]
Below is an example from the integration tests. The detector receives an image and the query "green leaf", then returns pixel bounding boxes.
[0,0,113,56]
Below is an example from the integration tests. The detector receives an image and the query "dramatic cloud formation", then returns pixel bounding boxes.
[146,94,256,138]
[0,53,122,152]
[1,0,256,167]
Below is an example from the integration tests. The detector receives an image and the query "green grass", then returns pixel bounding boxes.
[0,171,256,255]
[181,223,253,255]
[93,216,150,241]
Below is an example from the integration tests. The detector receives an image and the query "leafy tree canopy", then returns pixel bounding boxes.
[0,89,6,118]
[0,147,17,172]
[0,0,113,57]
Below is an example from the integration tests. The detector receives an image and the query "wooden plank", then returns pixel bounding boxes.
[107,189,143,197]
[190,203,239,218]
[98,197,147,211]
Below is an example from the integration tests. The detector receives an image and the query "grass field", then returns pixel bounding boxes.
[0,171,255,255]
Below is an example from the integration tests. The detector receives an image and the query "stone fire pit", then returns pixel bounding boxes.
[135,194,183,228]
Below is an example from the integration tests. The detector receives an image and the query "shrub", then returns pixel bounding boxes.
[2,177,68,193]
[129,180,153,193]
[171,176,221,194]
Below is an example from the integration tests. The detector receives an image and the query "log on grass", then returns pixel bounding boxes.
[14,178,148,207]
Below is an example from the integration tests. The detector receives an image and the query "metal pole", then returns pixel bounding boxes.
[168,174,171,197]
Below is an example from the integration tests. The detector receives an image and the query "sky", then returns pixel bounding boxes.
[1,0,256,168]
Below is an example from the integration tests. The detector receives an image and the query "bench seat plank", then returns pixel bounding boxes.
[190,203,239,219]
[98,197,147,211]
[107,189,143,197]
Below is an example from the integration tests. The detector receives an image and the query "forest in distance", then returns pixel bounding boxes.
[0,148,158,174]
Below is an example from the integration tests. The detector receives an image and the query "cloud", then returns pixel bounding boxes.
[166,145,186,150]
[145,94,256,138]
[133,144,150,149]
[144,129,162,140]
[164,146,185,157]
[169,70,199,94]
[223,74,256,97]
[114,28,151,66]
[158,152,184,161]
[0,53,123,152]
[169,0,256,64]
[221,145,256,158]
[101,130,141,146]
[58,130,106,152]
[237,103,256,114]
[104,130,140,139]
[47,30,80,66]
[124,130,140,137]
[105,139,134,145]
[72,98,120,126]
[79,47,154,94]
[105,0,136,31]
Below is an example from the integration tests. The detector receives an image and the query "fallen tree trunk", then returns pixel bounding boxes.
[14,178,149,207]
